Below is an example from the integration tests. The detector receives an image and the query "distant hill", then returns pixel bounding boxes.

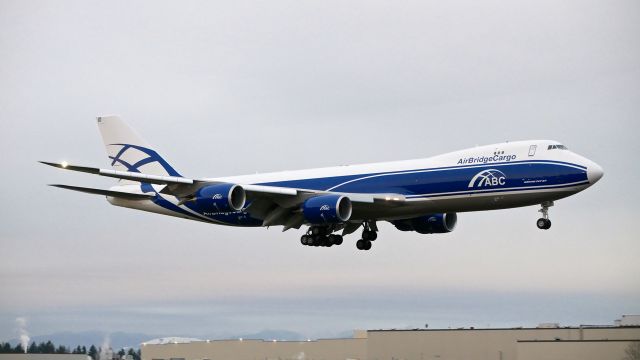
[7,331,158,350]
[333,329,356,339]
[235,329,305,341]
[5,328,335,349]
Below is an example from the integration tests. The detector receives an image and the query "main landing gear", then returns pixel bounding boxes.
[356,221,378,251]
[299,221,379,251]
[300,226,344,247]
[536,201,553,230]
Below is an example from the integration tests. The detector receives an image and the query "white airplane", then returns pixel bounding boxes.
[42,116,603,251]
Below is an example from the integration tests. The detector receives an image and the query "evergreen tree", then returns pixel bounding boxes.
[14,344,24,353]
[128,347,141,360]
[118,348,126,357]
[82,346,87,354]
[28,342,37,354]
[43,340,55,353]
[88,345,98,360]
[55,345,68,354]
[1,343,12,353]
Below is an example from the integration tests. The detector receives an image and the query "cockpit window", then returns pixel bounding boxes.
[547,144,568,150]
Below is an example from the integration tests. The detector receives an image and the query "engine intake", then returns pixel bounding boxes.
[303,194,352,224]
[392,213,457,234]
[194,183,246,213]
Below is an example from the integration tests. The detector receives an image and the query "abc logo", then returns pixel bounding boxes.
[468,169,507,188]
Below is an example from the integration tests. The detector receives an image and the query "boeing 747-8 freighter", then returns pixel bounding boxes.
[42,116,603,251]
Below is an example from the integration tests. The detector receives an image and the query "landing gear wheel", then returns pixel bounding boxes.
[300,235,310,245]
[362,230,377,241]
[356,239,372,250]
[324,237,333,247]
[536,218,551,230]
[537,201,554,230]
[328,234,343,246]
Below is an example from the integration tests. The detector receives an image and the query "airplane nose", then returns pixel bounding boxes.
[587,162,604,184]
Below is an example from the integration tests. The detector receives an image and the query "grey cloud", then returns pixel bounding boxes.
[1,0,639,341]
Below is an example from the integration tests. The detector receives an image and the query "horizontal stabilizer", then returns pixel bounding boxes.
[39,161,193,185]
[40,161,99,174]
[49,184,155,200]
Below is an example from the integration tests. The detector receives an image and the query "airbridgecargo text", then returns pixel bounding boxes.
[457,154,517,165]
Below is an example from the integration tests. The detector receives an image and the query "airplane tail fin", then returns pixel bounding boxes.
[97,116,182,178]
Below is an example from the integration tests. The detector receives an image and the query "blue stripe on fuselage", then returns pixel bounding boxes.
[257,160,588,197]
[180,160,586,226]
[407,180,590,199]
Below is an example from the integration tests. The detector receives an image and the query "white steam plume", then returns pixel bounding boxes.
[98,334,112,360]
[15,317,30,353]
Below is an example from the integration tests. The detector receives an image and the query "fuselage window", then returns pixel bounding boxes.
[547,144,567,150]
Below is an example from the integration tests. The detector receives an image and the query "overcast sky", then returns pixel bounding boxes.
[1,0,639,342]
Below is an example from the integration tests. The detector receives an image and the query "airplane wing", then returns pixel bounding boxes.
[240,187,406,231]
[41,161,406,231]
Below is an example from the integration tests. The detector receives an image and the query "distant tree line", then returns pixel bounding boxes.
[0,341,140,360]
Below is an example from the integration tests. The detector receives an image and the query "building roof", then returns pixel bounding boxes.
[142,337,203,345]
[368,325,640,332]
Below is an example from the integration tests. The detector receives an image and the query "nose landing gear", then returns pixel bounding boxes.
[536,201,553,230]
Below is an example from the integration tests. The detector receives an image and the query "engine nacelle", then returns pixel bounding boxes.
[302,194,352,224]
[194,183,246,212]
[392,213,457,234]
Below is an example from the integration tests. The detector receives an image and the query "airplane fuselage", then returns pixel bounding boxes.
[108,139,603,226]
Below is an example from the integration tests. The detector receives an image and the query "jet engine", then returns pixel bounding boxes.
[303,194,352,224]
[194,183,246,212]
[391,213,457,234]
